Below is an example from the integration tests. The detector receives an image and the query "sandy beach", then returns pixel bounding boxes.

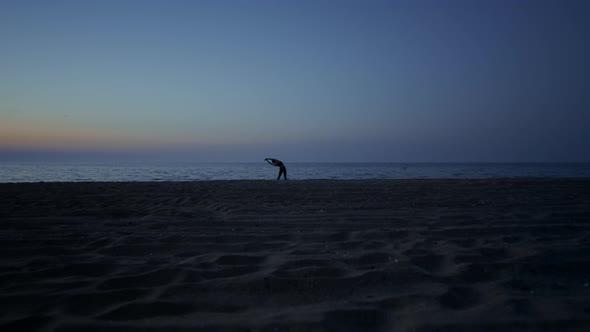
[1,179,590,331]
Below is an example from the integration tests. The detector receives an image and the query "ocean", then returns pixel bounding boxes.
[1,162,590,183]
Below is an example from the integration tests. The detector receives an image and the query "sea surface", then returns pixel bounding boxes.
[1,162,590,183]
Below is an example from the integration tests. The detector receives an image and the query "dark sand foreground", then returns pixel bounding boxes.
[1,179,590,331]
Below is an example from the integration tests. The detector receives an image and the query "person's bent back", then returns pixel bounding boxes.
[265,158,287,180]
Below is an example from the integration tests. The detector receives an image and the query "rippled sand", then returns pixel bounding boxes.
[1,179,590,331]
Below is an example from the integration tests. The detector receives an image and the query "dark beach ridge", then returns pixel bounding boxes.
[1,179,590,331]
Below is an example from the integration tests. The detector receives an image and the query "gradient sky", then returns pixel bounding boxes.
[1,0,589,162]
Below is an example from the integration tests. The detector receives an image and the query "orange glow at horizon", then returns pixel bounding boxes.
[0,117,206,151]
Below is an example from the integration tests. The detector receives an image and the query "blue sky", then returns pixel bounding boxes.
[1,0,589,162]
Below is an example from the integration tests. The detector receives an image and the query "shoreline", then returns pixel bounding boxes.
[2,176,590,183]
[3,163,590,183]
[2,178,590,331]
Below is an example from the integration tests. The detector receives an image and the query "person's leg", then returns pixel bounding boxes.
[283,167,287,180]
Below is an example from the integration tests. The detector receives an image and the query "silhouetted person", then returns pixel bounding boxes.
[265,158,287,180]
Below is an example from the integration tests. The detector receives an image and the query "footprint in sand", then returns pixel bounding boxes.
[438,286,480,310]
